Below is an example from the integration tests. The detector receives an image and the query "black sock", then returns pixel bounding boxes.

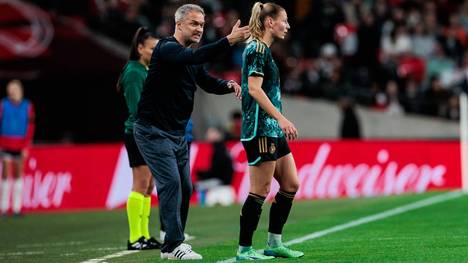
[239,193,265,247]
[268,190,296,234]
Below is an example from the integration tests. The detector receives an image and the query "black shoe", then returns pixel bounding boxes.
[145,237,162,249]
[127,237,149,250]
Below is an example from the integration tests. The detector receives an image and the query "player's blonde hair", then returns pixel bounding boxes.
[248,2,285,40]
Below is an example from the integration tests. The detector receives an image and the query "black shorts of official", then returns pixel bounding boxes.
[0,150,22,161]
[242,136,291,166]
[124,132,146,168]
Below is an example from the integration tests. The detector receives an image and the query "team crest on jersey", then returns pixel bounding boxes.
[269,143,276,154]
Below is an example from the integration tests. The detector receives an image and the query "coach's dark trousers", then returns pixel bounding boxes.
[134,119,192,253]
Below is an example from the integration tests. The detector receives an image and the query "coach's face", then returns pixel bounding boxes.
[178,11,205,45]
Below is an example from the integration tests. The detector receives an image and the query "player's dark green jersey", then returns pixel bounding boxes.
[241,39,283,141]
[119,60,147,134]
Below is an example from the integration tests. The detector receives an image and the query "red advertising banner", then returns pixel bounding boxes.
[3,141,461,212]
[220,141,461,202]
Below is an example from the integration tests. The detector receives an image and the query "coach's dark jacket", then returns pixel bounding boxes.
[137,36,232,135]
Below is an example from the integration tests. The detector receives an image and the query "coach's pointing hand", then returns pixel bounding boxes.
[228,80,242,100]
[227,20,250,45]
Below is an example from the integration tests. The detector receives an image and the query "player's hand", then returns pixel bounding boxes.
[227,20,250,46]
[278,116,298,140]
[21,149,29,158]
[228,80,241,100]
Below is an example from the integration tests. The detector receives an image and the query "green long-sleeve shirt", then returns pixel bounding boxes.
[120,60,147,134]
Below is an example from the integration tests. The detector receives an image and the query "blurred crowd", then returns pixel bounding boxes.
[35,0,468,121]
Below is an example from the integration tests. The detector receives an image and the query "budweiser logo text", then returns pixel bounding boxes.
[235,143,447,201]
[23,158,72,209]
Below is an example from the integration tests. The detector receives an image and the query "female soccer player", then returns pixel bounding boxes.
[0,79,34,217]
[117,27,160,250]
[236,2,304,260]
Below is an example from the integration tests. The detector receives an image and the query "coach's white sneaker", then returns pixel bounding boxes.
[160,243,202,260]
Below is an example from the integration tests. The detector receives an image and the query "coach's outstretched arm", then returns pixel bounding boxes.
[159,20,250,64]
[196,67,241,99]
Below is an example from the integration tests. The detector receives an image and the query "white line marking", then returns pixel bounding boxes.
[61,252,78,257]
[80,247,124,252]
[217,191,465,263]
[80,250,139,263]
[0,251,44,257]
[17,241,85,248]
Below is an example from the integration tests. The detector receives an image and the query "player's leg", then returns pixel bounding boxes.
[264,139,303,258]
[126,165,148,249]
[11,154,24,216]
[1,158,11,215]
[143,176,162,248]
[125,132,156,250]
[237,137,276,260]
[140,167,153,240]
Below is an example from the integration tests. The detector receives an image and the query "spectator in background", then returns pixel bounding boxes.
[426,43,456,87]
[401,78,423,114]
[226,110,242,140]
[440,94,460,120]
[411,23,436,59]
[460,0,468,33]
[452,51,468,89]
[422,75,452,116]
[316,43,343,99]
[384,80,404,116]
[0,80,35,216]
[339,96,361,139]
[196,126,235,207]
[441,13,467,62]
[196,126,233,186]
[381,24,412,63]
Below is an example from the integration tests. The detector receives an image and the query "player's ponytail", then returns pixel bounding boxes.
[128,27,154,61]
[248,2,285,41]
[117,27,156,93]
[249,2,264,40]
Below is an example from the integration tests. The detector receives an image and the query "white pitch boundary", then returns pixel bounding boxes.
[217,191,465,263]
[0,251,45,257]
[80,250,138,263]
[79,191,464,263]
[17,241,85,248]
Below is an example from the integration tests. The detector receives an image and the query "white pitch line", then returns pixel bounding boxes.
[80,247,124,252]
[217,191,465,263]
[80,250,139,263]
[18,241,85,248]
[0,251,44,257]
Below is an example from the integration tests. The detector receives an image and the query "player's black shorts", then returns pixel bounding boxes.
[124,132,146,168]
[242,136,291,166]
[0,149,22,160]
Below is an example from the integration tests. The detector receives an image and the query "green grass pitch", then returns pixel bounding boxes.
[0,191,467,263]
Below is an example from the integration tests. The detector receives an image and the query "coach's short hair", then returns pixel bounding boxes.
[174,4,205,23]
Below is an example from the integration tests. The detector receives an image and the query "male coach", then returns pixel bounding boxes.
[134,4,249,260]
